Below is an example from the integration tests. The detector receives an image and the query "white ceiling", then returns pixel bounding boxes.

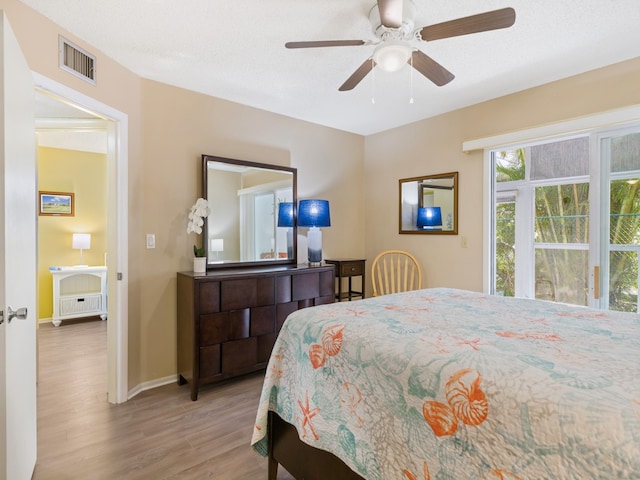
[22,0,640,136]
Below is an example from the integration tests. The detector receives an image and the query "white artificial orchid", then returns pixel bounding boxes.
[187,198,210,235]
[187,198,210,258]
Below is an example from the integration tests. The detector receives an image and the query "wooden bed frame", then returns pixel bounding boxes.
[268,411,364,480]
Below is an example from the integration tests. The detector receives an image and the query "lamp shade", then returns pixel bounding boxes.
[277,202,294,227]
[417,207,442,229]
[210,238,224,252]
[72,233,91,250]
[298,200,331,228]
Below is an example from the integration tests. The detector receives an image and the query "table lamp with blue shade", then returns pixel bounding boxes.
[277,202,294,259]
[298,199,331,266]
[277,202,294,227]
[417,206,442,230]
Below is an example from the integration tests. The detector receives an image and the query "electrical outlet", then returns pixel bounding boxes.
[146,234,155,249]
[461,235,468,248]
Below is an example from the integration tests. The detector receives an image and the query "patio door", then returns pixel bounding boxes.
[598,129,640,311]
[492,128,640,312]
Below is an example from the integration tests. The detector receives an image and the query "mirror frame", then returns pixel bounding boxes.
[202,154,297,269]
[398,171,458,235]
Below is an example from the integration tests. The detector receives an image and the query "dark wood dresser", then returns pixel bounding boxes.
[177,264,335,400]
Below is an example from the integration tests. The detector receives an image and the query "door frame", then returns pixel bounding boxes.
[33,72,129,404]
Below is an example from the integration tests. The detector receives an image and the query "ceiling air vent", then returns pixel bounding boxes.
[59,36,96,85]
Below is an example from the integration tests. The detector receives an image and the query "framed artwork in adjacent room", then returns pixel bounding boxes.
[39,191,74,216]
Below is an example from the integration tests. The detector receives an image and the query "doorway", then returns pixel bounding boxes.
[34,73,129,404]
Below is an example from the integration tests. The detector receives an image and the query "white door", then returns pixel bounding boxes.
[0,11,37,480]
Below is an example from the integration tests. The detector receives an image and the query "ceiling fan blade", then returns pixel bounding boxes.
[377,0,403,28]
[285,40,367,49]
[410,50,454,87]
[339,59,375,91]
[419,7,516,42]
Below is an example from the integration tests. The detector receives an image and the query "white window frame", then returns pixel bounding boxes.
[468,104,640,295]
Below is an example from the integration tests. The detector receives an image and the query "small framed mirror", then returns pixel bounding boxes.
[399,172,458,234]
[203,155,297,268]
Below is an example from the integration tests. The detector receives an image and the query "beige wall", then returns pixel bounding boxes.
[5,0,639,392]
[139,80,365,381]
[364,57,640,294]
[2,0,365,390]
[37,147,107,319]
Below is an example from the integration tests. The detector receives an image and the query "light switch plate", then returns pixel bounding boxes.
[146,234,155,249]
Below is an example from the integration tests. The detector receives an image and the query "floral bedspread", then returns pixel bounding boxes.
[251,288,640,479]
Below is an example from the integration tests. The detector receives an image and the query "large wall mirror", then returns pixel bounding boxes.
[202,155,297,268]
[399,172,458,234]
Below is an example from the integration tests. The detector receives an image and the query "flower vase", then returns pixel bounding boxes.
[193,257,207,274]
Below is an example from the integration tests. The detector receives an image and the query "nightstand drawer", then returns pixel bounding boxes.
[339,261,364,277]
[59,294,102,316]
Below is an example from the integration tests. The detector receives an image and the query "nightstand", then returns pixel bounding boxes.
[325,259,366,302]
[50,266,108,327]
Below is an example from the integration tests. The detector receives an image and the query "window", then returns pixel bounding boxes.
[491,129,640,312]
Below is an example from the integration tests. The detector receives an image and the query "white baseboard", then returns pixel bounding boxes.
[128,374,177,400]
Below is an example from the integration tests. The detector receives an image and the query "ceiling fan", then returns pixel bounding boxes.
[285,0,516,91]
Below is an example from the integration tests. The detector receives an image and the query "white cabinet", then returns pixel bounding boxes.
[50,266,107,326]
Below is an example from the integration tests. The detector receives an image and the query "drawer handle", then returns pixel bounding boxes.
[350,267,356,271]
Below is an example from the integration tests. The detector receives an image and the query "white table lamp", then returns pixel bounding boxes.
[72,233,91,267]
[210,238,224,261]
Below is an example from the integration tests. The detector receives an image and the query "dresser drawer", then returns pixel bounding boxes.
[200,312,229,345]
[222,337,258,374]
[199,345,221,378]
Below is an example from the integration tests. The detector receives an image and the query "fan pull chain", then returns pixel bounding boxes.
[409,52,414,104]
[371,58,376,104]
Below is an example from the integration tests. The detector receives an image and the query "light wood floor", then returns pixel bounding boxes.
[33,319,295,479]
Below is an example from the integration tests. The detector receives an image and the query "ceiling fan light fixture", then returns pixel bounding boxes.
[373,40,411,72]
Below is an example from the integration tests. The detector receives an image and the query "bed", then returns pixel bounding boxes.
[251,288,640,479]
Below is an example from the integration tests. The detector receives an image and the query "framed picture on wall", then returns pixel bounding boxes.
[38,191,74,216]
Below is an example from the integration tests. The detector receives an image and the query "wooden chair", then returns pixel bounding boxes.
[371,250,422,297]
